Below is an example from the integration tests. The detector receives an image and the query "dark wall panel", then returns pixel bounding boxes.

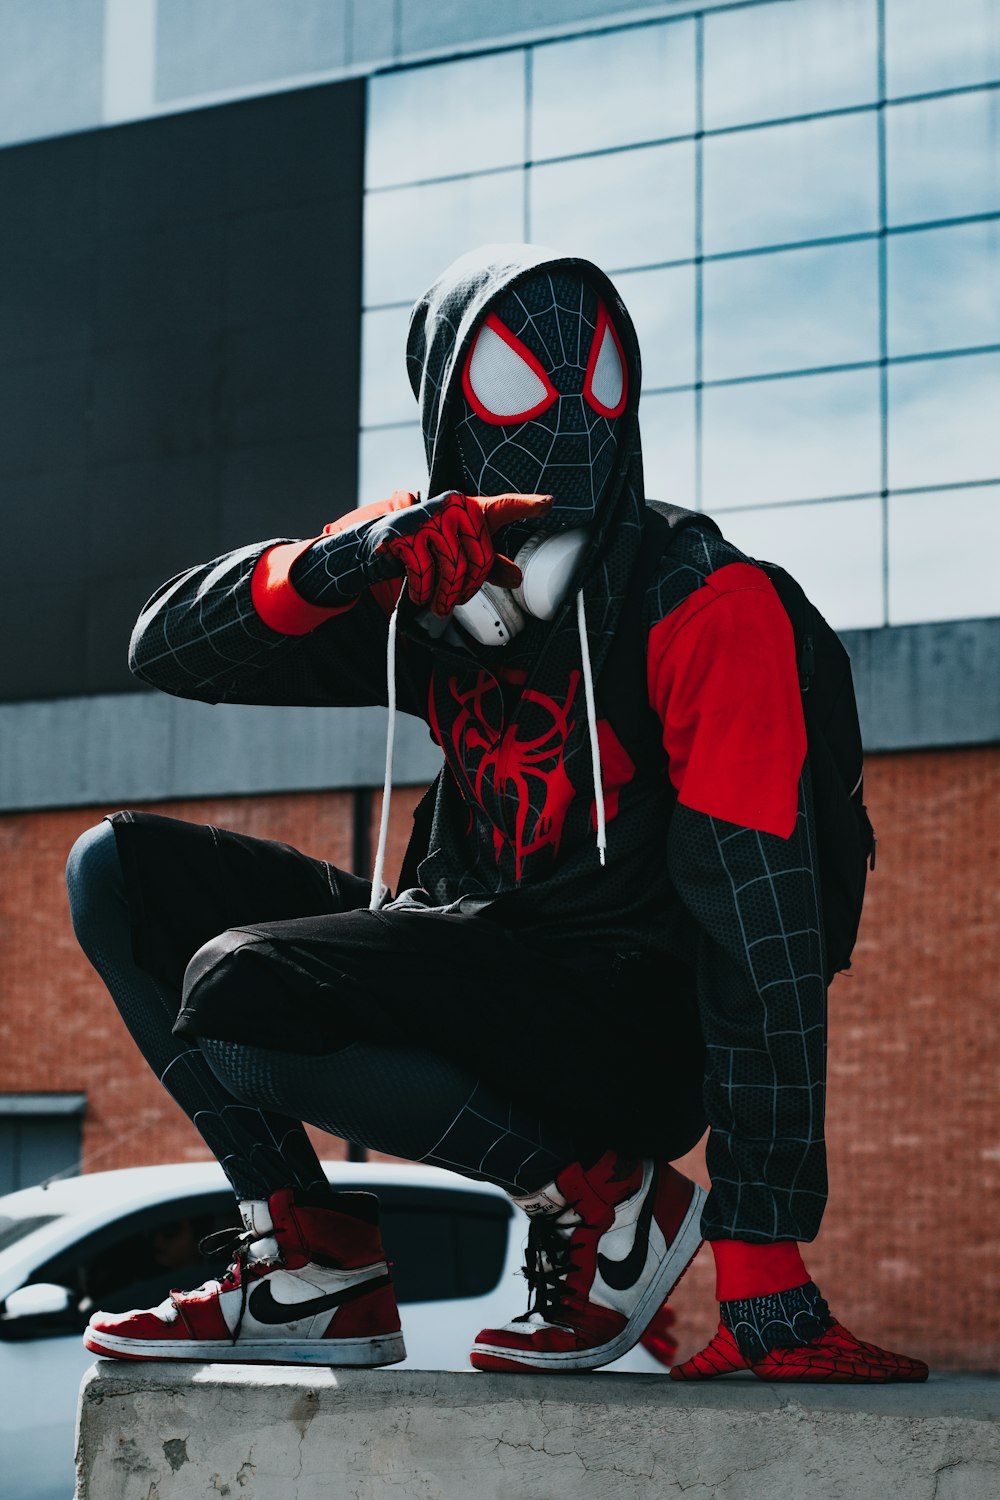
[0,81,364,701]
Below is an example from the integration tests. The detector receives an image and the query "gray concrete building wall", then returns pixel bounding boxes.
[2,618,997,812]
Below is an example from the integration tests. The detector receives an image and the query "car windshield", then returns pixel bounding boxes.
[0,1215,61,1254]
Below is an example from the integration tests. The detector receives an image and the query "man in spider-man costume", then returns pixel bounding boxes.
[67,245,926,1381]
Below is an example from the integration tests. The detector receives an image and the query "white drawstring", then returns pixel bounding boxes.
[369,599,400,911]
[576,588,607,867]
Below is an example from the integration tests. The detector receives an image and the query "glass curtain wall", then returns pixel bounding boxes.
[360,0,999,631]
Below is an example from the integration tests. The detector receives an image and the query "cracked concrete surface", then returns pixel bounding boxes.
[75,1363,1000,1500]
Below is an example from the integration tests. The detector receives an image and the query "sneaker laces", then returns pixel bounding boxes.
[195,1223,282,1345]
[516,1210,586,1328]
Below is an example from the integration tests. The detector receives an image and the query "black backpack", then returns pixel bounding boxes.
[640,502,876,980]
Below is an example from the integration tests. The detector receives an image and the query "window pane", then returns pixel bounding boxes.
[718,498,884,631]
[888,351,1000,490]
[531,21,695,158]
[886,91,1000,227]
[364,171,524,305]
[638,390,696,510]
[361,307,417,428]
[615,264,696,390]
[702,240,880,381]
[887,221,1000,358]
[530,142,695,271]
[366,52,526,188]
[358,423,428,506]
[703,114,879,255]
[704,0,878,130]
[702,369,881,508]
[885,0,1000,96]
[888,486,1000,624]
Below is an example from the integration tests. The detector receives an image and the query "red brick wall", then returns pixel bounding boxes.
[0,793,358,1180]
[0,749,996,1368]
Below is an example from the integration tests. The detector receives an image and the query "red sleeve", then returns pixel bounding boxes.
[646,562,806,839]
[250,539,355,636]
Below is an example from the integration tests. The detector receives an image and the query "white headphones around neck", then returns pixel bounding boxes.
[451,529,589,645]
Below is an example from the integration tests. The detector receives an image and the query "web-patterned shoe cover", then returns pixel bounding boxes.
[749,1320,929,1382]
[669,1322,746,1379]
[670,1319,929,1382]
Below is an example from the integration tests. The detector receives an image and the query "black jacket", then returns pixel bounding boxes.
[128,248,829,1243]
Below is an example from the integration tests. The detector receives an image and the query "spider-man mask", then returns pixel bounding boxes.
[453,270,628,533]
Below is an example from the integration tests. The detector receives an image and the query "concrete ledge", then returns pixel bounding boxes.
[76,1362,999,1500]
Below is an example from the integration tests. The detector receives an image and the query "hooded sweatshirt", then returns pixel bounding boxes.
[128,246,828,1245]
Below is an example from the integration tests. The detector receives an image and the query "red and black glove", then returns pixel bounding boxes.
[251,489,551,636]
[282,489,551,616]
[363,489,552,616]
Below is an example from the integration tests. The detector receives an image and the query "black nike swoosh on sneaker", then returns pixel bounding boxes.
[595,1166,659,1292]
[247,1272,390,1326]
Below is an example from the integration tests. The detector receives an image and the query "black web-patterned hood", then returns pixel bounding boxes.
[405,243,647,679]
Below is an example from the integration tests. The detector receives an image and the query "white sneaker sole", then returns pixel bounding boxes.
[471,1180,708,1372]
[84,1329,406,1367]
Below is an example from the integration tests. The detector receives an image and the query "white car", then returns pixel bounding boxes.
[0,1161,669,1500]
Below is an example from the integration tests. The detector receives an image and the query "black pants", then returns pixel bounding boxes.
[67,810,705,1201]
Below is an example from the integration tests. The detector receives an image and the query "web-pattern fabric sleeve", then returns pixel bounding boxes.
[128,539,403,709]
[666,788,828,1242]
[644,534,827,1242]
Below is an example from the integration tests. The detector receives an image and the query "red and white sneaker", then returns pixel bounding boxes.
[670,1318,929,1383]
[470,1153,706,1372]
[83,1188,405,1367]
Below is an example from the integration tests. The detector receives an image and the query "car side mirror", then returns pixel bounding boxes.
[2,1282,74,1320]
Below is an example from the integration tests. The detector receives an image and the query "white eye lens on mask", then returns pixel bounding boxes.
[451,529,589,646]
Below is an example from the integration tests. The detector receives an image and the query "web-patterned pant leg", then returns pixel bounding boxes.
[667,767,828,1242]
[201,1038,576,1196]
[66,821,329,1203]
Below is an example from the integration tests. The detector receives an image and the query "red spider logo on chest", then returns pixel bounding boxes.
[429,669,581,880]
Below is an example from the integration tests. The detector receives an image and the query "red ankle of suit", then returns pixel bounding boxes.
[711,1239,810,1301]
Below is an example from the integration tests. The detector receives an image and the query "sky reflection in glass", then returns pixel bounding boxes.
[887,220,1000,357]
[364,171,524,306]
[702,240,880,381]
[885,0,1000,95]
[888,352,1000,490]
[704,0,878,129]
[703,113,879,255]
[360,306,416,429]
[886,90,1000,226]
[888,485,1000,624]
[615,264,696,391]
[366,51,525,188]
[531,21,695,158]
[638,390,696,511]
[702,369,881,508]
[530,142,695,270]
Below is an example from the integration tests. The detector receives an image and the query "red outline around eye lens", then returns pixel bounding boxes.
[462,313,559,426]
[583,301,628,418]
